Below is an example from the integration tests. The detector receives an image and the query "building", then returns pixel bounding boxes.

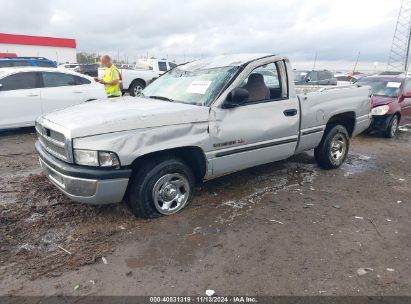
[0,33,76,63]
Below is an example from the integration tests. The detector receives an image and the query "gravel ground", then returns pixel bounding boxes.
[0,126,410,296]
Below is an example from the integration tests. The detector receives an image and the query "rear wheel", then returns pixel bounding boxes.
[129,80,145,97]
[127,157,195,218]
[384,115,399,138]
[314,125,349,169]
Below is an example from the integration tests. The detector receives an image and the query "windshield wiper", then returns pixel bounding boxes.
[147,95,174,102]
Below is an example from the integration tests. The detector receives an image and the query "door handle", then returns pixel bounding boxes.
[26,94,38,97]
[283,109,298,116]
[72,91,83,94]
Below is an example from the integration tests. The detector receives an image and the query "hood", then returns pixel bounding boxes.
[42,96,210,138]
[371,95,397,107]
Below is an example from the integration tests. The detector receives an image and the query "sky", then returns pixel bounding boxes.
[0,0,404,70]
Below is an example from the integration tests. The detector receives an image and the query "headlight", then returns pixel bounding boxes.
[98,151,120,168]
[74,149,98,166]
[371,105,390,116]
[73,149,120,168]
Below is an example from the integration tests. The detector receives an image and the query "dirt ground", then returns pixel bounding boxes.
[0,126,410,296]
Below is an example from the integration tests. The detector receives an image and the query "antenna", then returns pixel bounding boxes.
[387,0,411,72]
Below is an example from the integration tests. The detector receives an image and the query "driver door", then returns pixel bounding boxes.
[209,59,300,177]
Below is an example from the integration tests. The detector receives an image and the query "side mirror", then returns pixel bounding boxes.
[0,83,3,90]
[224,88,249,108]
[305,78,311,83]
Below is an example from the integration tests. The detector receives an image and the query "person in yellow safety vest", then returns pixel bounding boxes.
[95,54,122,98]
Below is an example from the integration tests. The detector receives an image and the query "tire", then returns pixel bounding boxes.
[127,157,195,218]
[129,80,145,97]
[314,125,350,169]
[383,115,399,138]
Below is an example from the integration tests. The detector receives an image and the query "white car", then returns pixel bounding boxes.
[0,67,106,129]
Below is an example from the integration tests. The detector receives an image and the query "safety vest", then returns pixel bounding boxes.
[102,65,121,97]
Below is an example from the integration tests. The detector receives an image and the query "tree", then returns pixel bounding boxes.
[76,52,99,64]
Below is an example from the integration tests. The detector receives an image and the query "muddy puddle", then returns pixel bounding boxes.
[341,152,376,177]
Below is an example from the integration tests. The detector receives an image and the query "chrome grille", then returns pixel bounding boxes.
[36,123,68,161]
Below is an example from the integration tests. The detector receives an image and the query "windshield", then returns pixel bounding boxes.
[356,78,402,97]
[294,70,308,82]
[142,66,239,106]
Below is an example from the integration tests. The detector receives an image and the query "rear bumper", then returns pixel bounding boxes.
[35,141,131,205]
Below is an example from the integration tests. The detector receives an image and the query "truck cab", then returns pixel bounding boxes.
[134,58,177,74]
[35,54,371,219]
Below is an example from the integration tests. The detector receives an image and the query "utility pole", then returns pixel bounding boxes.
[353,51,361,74]
[313,52,318,70]
[387,0,411,72]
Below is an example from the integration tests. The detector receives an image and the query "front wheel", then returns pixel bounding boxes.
[127,157,195,218]
[314,125,350,169]
[129,80,145,97]
[384,115,399,138]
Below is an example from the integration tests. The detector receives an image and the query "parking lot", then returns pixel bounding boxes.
[0,126,410,296]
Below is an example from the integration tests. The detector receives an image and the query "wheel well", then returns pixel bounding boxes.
[131,147,207,183]
[129,78,146,90]
[326,112,355,137]
[395,112,401,122]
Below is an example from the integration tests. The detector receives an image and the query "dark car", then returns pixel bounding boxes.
[0,57,57,68]
[294,69,337,85]
[74,64,99,77]
[356,76,411,137]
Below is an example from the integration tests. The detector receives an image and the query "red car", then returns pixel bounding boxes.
[356,76,411,137]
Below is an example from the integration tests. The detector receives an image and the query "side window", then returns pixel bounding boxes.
[158,61,168,72]
[318,71,327,81]
[169,62,177,69]
[327,71,334,79]
[240,62,286,103]
[308,71,318,81]
[42,72,77,87]
[74,75,91,85]
[0,72,38,91]
[37,61,55,68]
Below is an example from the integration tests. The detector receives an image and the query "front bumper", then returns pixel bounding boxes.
[35,141,132,205]
[370,114,395,131]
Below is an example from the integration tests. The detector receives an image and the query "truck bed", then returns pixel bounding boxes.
[295,84,371,153]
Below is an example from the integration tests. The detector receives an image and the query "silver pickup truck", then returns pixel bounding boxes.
[35,54,371,218]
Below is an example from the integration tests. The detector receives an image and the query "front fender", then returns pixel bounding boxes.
[72,123,210,166]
